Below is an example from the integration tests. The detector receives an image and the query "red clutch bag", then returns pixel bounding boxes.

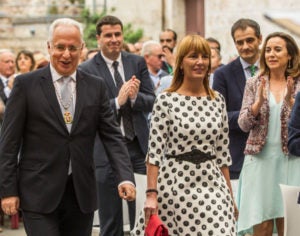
[145,214,169,236]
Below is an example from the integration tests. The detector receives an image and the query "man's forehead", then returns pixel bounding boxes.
[160,32,174,39]
[0,53,14,62]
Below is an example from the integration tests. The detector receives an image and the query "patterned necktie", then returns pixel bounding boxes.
[112,61,135,140]
[59,77,73,174]
[249,65,256,77]
[60,76,73,131]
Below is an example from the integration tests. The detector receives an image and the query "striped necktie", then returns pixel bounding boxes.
[112,61,135,140]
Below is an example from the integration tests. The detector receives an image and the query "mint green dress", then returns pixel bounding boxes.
[237,93,300,235]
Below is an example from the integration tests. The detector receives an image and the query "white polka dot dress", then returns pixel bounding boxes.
[131,92,236,236]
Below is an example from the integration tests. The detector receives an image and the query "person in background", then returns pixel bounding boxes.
[206,37,222,52]
[15,50,35,74]
[213,19,262,197]
[33,50,49,69]
[0,49,15,105]
[134,42,143,55]
[159,29,177,74]
[141,40,168,94]
[237,31,300,236]
[132,34,237,235]
[288,91,300,156]
[209,47,223,87]
[8,50,36,89]
[79,15,155,236]
[86,48,99,60]
[0,17,135,236]
[126,43,137,54]
[79,45,89,64]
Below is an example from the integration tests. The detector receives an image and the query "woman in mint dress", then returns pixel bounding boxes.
[237,32,300,236]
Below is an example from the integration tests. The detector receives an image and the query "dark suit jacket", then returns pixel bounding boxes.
[0,79,8,104]
[79,51,155,168]
[288,92,300,156]
[213,57,249,177]
[0,65,134,214]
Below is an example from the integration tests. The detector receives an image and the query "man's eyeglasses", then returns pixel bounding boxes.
[52,44,82,53]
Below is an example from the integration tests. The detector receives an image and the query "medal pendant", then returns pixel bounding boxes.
[64,111,73,124]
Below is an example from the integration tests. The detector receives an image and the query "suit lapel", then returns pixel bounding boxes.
[39,67,67,131]
[121,53,133,82]
[70,70,86,132]
[233,58,247,94]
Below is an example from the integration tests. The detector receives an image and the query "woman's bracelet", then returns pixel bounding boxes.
[146,189,158,194]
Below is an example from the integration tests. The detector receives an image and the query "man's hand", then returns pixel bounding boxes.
[128,75,140,100]
[117,82,130,106]
[118,183,136,201]
[1,196,20,216]
[162,46,175,68]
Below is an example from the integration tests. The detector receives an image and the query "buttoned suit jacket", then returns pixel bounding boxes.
[0,65,134,214]
[212,57,249,177]
[79,51,155,170]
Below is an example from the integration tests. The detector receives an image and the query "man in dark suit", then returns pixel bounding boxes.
[80,15,155,235]
[288,92,300,156]
[0,18,135,236]
[213,19,262,187]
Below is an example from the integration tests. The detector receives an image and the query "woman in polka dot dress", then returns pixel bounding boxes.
[131,35,237,236]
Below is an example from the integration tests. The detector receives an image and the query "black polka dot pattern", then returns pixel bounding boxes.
[131,92,236,235]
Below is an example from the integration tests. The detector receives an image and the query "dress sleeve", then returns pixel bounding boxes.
[215,94,232,168]
[146,94,169,167]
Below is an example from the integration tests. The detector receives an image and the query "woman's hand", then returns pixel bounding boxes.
[251,77,267,116]
[144,193,158,226]
[233,201,239,221]
[257,77,267,105]
[285,76,295,107]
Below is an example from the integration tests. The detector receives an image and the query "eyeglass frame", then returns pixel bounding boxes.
[51,43,83,53]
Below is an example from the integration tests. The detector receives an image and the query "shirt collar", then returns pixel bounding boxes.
[101,51,122,68]
[49,63,76,82]
[239,57,260,70]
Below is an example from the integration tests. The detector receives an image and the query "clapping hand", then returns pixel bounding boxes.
[285,76,295,106]
[128,75,140,100]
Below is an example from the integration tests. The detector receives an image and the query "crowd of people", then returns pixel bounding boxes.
[0,14,299,236]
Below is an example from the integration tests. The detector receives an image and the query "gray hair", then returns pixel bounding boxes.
[141,40,161,56]
[48,18,84,43]
[0,49,14,56]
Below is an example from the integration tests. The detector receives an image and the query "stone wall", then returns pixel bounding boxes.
[205,0,300,62]
[0,0,300,61]
[0,0,83,53]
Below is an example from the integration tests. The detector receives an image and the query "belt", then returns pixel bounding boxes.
[165,149,216,165]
